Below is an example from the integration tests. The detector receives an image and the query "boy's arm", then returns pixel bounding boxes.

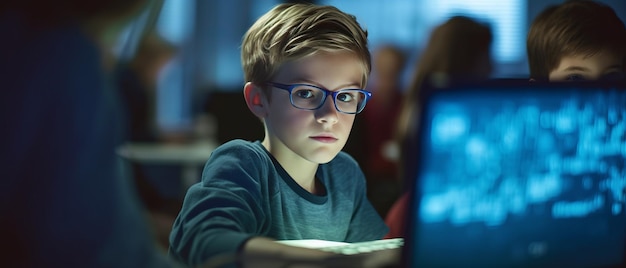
[169,142,275,265]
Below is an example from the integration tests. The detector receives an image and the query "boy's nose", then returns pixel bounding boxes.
[315,95,339,124]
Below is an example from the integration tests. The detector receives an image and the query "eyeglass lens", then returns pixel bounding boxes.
[290,85,366,113]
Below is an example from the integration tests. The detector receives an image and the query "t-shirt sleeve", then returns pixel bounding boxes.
[168,141,271,266]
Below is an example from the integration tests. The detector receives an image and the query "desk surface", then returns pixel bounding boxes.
[117,141,218,165]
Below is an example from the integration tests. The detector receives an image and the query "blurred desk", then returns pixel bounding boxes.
[117,140,218,192]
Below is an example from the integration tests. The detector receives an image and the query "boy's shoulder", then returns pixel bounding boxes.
[214,139,265,154]
[206,139,272,173]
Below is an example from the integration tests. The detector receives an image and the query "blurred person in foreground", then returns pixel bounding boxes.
[0,0,177,267]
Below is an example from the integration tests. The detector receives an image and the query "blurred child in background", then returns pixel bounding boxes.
[527,0,626,82]
[386,16,494,238]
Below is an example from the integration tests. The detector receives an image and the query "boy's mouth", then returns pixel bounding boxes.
[310,134,338,143]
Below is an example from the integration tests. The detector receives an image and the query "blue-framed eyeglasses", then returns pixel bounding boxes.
[266,82,372,114]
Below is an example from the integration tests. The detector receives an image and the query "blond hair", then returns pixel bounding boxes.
[241,3,370,93]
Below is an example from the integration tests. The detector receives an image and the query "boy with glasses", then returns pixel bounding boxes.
[169,3,389,267]
[527,0,626,82]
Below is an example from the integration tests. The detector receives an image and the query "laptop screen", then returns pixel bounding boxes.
[404,81,626,268]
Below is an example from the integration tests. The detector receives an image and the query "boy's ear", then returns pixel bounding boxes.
[243,82,269,118]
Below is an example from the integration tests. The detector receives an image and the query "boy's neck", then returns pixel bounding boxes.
[262,139,320,194]
[278,157,320,194]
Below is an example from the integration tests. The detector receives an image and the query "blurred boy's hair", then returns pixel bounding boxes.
[527,0,626,80]
[240,3,370,99]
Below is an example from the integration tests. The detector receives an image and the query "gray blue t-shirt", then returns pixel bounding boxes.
[169,139,389,266]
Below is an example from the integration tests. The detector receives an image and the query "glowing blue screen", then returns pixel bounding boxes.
[411,86,626,267]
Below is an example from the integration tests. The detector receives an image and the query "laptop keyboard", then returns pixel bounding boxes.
[318,238,404,255]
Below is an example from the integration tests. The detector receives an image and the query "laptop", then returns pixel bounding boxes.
[401,80,626,268]
[270,238,400,267]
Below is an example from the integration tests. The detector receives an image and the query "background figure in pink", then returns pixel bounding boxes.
[359,44,407,217]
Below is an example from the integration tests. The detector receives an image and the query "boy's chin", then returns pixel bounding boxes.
[308,152,339,164]
[313,157,336,164]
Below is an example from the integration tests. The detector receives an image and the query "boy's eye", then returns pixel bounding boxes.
[566,74,586,81]
[336,91,354,102]
[294,88,316,99]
